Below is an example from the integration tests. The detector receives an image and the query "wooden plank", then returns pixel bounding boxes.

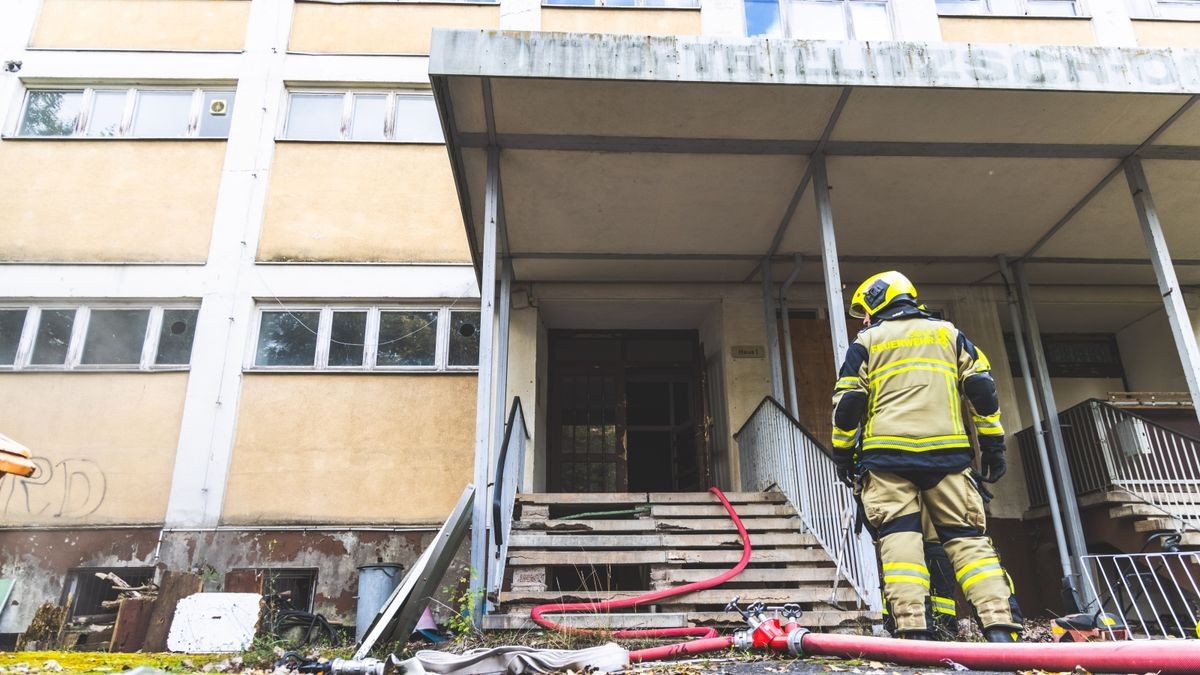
[506,547,831,566]
[514,517,802,533]
[499,587,861,605]
[650,567,838,585]
[141,571,203,653]
[648,492,787,504]
[483,612,689,631]
[109,596,155,653]
[650,504,796,518]
[518,493,649,505]
[508,532,818,549]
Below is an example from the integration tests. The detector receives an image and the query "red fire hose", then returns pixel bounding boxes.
[530,487,752,642]
[531,487,1200,674]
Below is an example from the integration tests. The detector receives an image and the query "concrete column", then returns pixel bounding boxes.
[499,0,540,30]
[1089,0,1138,46]
[702,0,747,38]
[891,0,942,41]
[469,147,500,623]
[812,153,849,368]
[165,0,295,526]
[761,258,785,402]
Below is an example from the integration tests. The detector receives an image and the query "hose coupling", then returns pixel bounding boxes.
[786,627,810,656]
[732,630,754,651]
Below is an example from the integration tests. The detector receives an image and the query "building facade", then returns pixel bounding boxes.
[1,0,1199,639]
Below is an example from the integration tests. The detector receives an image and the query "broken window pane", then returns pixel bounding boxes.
[447,310,480,366]
[31,309,76,365]
[20,90,83,136]
[0,309,27,365]
[256,311,319,367]
[377,311,437,367]
[328,311,367,367]
[132,90,193,137]
[156,309,199,365]
[82,309,150,365]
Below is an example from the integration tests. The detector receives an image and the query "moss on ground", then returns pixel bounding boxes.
[0,652,225,674]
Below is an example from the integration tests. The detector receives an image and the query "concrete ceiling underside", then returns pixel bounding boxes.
[432,31,1200,287]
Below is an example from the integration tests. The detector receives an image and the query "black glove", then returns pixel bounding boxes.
[979,437,1007,483]
[834,453,856,488]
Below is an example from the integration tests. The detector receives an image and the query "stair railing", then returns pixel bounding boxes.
[487,397,529,608]
[735,396,880,610]
[1018,399,1200,527]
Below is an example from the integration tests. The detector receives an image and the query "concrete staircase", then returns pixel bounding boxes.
[482,490,878,631]
[1028,488,1200,549]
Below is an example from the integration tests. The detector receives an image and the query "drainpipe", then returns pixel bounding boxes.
[997,255,1078,612]
[779,254,803,419]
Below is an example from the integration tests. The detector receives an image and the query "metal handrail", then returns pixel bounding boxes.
[487,397,529,607]
[734,396,880,610]
[1019,398,1200,527]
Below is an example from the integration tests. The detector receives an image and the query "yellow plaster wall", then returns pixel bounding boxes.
[938,16,1096,45]
[223,375,477,524]
[1132,20,1200,48]
[31,0,250,51]
[0,373,187,525]
[259,143,471,263]
[290,2,501,55]
[541,8,702,36]
[0,141,223,262]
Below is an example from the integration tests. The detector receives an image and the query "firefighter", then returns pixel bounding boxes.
[882,514,960,641]
[831,271,1022,643]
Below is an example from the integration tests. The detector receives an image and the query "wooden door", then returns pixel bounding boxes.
[783,316,861,446]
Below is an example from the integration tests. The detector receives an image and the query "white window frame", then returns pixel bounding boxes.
[935,0,1085,16]
[13,86,235,139]
[0,304,200,372]
[540,0,700,7]
[279,89,441,143]
[1141,0,1200,20]
[247,304,481,373]
[779,0,897,41]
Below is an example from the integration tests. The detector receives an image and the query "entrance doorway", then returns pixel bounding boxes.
[547,330,706,492]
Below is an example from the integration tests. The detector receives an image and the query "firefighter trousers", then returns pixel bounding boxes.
[861,467,1021,633]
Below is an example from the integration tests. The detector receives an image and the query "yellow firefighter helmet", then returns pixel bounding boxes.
[849,271,919,319]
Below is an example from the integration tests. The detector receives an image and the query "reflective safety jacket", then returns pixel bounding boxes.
[831,305,1004,473]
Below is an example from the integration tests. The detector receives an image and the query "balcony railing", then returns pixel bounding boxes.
[486,397,529,607]
[735,397,880,610]
[1018,399,1200,526]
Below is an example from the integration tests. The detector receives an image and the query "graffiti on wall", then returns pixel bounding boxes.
[0,456,107,518]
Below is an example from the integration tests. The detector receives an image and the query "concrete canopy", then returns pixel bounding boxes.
[429,30,1200,287]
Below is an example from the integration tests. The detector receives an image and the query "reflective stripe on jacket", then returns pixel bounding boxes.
[831,311,1002,472]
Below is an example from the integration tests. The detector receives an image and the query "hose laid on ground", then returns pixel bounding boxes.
[530,486,752,642]
[775,631,1200,675]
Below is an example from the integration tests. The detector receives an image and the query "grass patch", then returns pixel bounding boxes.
[0,651,225,674]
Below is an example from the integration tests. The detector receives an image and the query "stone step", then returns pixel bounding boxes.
[507,532,818,549]
[650,566,839,585]
[649,504,797,518]
[498,587,861,606]
[513,517,802,534]
[1134,517,1183,533]
[516,491,787,506]
[505,547,832,567]
[1109,503,1200,519]
[482,612,689,631]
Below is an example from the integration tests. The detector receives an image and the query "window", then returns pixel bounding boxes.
[936,0,1081,16]
[780,0,893,40]
[543,0,700,6]
[1004,333,1124,379]
[0,305,200,370]
[1148,0,1200,19]
[62,568,155,620]
[282,90,444,143]
[17,87,235,138]
[250,305,480,371]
